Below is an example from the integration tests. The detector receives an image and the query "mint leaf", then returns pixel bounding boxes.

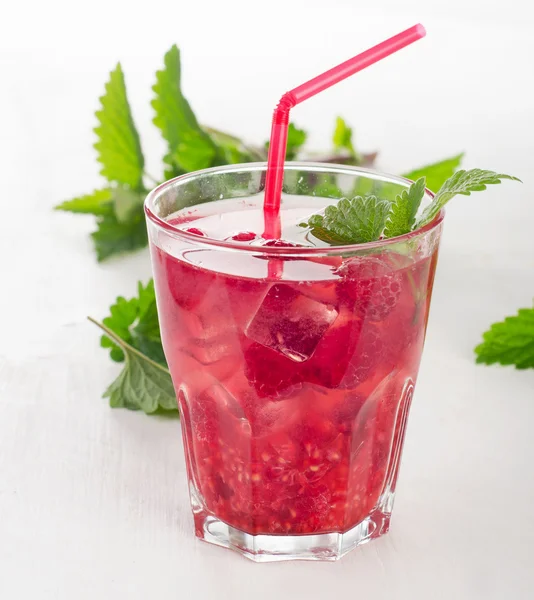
[286,122,307,160]
[264,122,307,160]
[91,211,148,262]
[55,189,113,215]
[384,177,426,238]
[303,196,391,245]
[152,45,217,177]
[89,317,176,414]
[298,218,352,245]
[416,169,521,228]
[403,153,464,192]
[94,64,145,189]
[173,131,218,172]
[475,306,534,369]
[56,187,147,261]
[333,116,359,161]
[101,280,166,365]
[204,127,265,163]
[113,188,145,223]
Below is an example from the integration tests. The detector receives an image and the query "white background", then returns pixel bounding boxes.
[1,1,534,598]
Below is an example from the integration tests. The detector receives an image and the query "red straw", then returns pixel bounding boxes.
[263,23,426,239]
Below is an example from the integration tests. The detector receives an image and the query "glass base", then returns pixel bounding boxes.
[193,508,391,562]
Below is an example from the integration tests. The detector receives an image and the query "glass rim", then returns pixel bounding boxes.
[144,162,443,255]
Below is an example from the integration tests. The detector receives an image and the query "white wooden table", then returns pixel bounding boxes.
[1,2,534,598]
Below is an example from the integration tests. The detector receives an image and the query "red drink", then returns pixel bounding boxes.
[146,165,443,561]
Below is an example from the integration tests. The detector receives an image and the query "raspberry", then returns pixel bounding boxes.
[333,392,365,433]
[184,227,206,236]
[244,343,304,399]
[305,318,367,389]
[306,316,384,390]
[260,239,302,248]
[190,393,218,443]
[230,231,257,242]
[336,256,402,322]
[340,325,385,389]
[159,249,217,310]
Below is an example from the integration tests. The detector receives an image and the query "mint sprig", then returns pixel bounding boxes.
[90,317,176,414]
[301,169,520,244]
[416,169,521,228]
[55,63,150,261]
[306,195,391,244]
[475,306,534,369]
[152,45,218,177]
[94,63,145,190]
[90,212,148,262]
[55,189,113,215]
[100,280,166,366]
[384,176,426,238]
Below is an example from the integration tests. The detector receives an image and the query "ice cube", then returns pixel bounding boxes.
[174,283,242,364]
[190,383,248,443]
[245,284,338,362]
[190,335,240,365]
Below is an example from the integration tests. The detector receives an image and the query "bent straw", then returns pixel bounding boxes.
[263,23,426,239]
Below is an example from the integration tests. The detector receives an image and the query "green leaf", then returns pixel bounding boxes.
[89,318,176,414]
[416,169,521,228]
[101,280,166,365]
[298,221,351,246]
[204,126,265,163]
[55,189,113,216]
[152,45,217,176]
[113,188,145,223]
[303,195,391,245]
[94,63,145,189]
[384,177,426,238]
[475,306,534,369]
[286,122,307,160]
[173,132,218,172]
[403,153,464,192]
[332,116,359,160]
[91,211,148,261]
[264,122,307,161]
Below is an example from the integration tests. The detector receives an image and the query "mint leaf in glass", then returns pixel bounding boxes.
[416,169,521,228]
[304,195,391,244]
[302,168,519,246]
[384,177,426,238]
[475,306,534,369]
[94,64,145,189]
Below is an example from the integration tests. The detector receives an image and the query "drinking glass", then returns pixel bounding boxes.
[145,163,443,562]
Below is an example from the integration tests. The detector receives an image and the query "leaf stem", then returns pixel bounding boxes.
[88,317,171,376]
